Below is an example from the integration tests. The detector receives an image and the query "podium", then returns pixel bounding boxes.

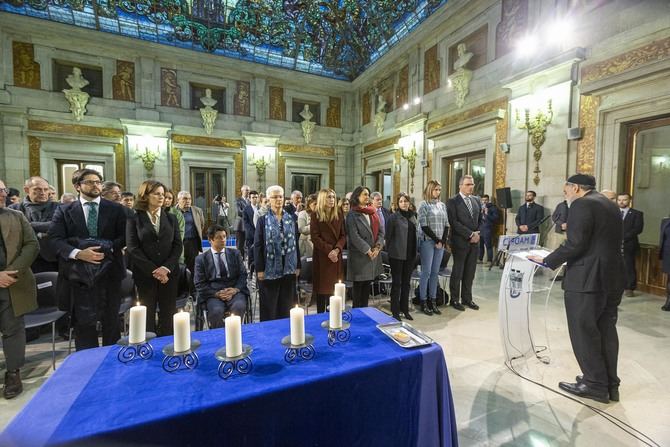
[498,237,563,364]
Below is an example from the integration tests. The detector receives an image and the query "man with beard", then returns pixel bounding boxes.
[617,193,644,297]
[515,190,544,235]
[529,174,624,403]
[48,169,127,350]
[10,176,60,273]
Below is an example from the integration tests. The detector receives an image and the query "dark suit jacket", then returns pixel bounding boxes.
[479,203,499,237]
[48,198,127,309]
[544,190,624,294]
[516,202,544,234]
[622,208,644,252]
[194,248,249,302]
[377,206,391,236]
[659,218,670,274]
[447,194,482,249]
[126,210,182,288]
[243,204,256,247]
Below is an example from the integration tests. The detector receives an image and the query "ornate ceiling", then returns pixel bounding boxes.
[1,0,447,80]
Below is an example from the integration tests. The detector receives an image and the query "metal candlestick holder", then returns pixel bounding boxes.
[215,344,253,379]
[321,320,351,346]
[161,340,201,372]
[116,332,156,363]
[327,304,353,323]
[281,334,316,363]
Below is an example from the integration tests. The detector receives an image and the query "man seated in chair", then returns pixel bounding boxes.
[194,225,248,328]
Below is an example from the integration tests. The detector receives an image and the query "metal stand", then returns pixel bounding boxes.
[215,344,253,379]
[281,334,316,363]
[321,320,351,346]
[161,340,201,372]
[116,332,156,363]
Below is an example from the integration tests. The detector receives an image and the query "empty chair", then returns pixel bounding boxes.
[23,272,66,370]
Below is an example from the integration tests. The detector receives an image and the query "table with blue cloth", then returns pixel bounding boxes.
[1,308,458,447]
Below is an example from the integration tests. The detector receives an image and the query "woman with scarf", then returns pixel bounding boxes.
[385,193,417,321]
[254,185,301,321]
[345,186,384,308]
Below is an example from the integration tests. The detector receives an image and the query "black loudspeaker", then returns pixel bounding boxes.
[496,187,512,209]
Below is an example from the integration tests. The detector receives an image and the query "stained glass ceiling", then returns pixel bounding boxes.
[0,0,447,80]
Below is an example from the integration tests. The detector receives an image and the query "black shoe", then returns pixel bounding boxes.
[3,370,23,399]
[392,313,402,321]
[421,302,433,316]
[558,381,609,403]
[402,312,414,321]
[428,299,442,315]
[662,296,670,311]
[450,301,465,311]
[576,375,619,401]
[464,301,480,310]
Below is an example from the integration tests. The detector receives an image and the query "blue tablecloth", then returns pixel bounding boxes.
[1,308,458,446]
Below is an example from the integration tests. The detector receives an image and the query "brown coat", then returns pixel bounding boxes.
[0,208,39,316]
[310,215,346,295]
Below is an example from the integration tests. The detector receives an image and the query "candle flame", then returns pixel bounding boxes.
[136,301,140,306]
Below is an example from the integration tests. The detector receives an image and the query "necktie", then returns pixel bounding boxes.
[464,196,474,220]
[215,252,228,279]
[85,202,98,237]
[621,209,625,220]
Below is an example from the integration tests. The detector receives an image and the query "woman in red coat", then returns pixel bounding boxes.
[310,189,346,313]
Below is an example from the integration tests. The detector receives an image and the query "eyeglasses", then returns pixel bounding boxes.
[80,180,102,186]
[0,188,8,194]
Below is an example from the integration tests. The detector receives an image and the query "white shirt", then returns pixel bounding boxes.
[621,207,630,220]
[210,248,229,278]
[146,208,161,234]
[69,196,102,259]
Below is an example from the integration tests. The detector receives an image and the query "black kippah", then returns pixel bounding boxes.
[567,174,596,187]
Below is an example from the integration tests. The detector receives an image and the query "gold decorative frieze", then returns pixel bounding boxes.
[112,60,135,102]
[329,160,335,189]
[278,144,335,157]
[278,155,286,188]
[28,120,124,138]
[326,97,342,128]
[424,44,440,95]
[581,37,670,83]
[363,135,400,154]
[114,143,126,188]
[362,91,371,126]
[576,95,601,175]
[269,86,286,120]
[427,97,507,133]
[396,65,409,110]
[161,68,181,108]
[234,81,251,116]
[28,136,41,177]
[393,150,401,197]
[494,100,509,190]
[172,134,242,148]
[171,147,181,191]
[13,41,41,89]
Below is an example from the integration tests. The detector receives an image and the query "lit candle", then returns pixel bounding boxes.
[225,314,242,358]
[329,295,342,329]
[128,302,146,344]
[173,311,191,353]
[334,281,346,300]
[290,306,305,345]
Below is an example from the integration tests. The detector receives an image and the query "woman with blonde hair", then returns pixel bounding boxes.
[311,189,346,313]
[417,180,449,316]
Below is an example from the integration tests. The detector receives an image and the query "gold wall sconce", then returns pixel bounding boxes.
[516,99,553,185]
[401,143,418,194]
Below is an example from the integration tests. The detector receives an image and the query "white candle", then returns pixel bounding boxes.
[329,295,342,329]
[225,314,243,358]
[128,302,146,344]
[290,306,305,345]
[334,281,346,300]
[173,311,191,353]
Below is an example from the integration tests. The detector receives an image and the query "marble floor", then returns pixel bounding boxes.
[1,265,669,446]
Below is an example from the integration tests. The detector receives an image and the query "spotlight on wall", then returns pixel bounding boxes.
[413,97,421,105]
[516,34,538,57]
[545,18,573,46]
[403,103,409,110]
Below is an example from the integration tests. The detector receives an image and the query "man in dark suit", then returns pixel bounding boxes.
[529,174,624,404]
[516,190,544,234]
[371,191,391,235]
[446,175,482,311]
[194,225,249,328]
[617,193,644,297]
[478,194,498,265]
[235,185,250,258]
[243,191,259,269]
[48,169,127,350]
[660,217,670,311]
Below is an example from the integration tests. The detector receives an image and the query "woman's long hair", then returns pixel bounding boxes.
[350,186,371,208]
[315,189,339,223]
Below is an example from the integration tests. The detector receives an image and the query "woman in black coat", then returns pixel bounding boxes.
[660,216,670,311]
[126,180,183,335]
[385,193,417,321]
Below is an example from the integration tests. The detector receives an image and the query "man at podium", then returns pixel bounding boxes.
[528,174,624,404]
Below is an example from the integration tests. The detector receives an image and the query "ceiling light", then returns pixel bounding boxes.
[516,34,537,57]
[545,18,573,46]
[413,97,421,105]
[403,103,409,110]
